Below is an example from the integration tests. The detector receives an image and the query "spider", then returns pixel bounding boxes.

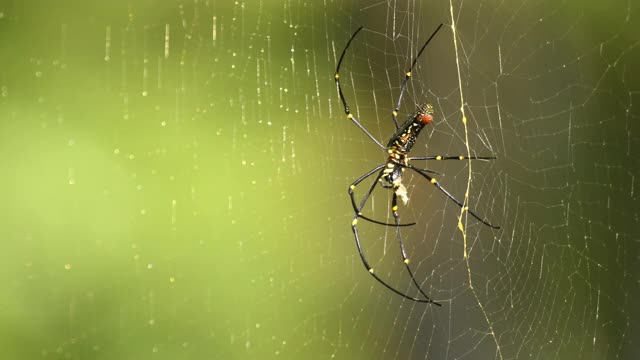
[335,23,500,305]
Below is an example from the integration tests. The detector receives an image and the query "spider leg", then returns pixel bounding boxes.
[391,23,443,129]
[408,155,496,161]
[351,213,439,304]
[350,166,438,303]
[407,155,495,176]
[406,164,500,229]
[391,193,441,305]
[408,167,443,176]
[335,26,386,150]
[349,165,416,227]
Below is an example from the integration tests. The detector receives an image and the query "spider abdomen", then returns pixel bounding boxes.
[380,104,434,203]
[386,103,434,154]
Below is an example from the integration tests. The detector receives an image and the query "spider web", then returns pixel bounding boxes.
[316,1,638,359]
[317,1,638,359]
[1,0,637,359]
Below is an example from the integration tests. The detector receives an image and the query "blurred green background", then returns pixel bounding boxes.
[0,1,637,359]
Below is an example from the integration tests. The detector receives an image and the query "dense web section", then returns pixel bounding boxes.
[2,0,638,359]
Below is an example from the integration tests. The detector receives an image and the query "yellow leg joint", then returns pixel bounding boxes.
[403,259,410,264]
[352,219,358,226]
[430,178,437,184]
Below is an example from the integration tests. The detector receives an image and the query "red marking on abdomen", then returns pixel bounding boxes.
[419,114,433,124]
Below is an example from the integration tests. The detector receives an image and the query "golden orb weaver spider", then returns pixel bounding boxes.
[335,23,500,305]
